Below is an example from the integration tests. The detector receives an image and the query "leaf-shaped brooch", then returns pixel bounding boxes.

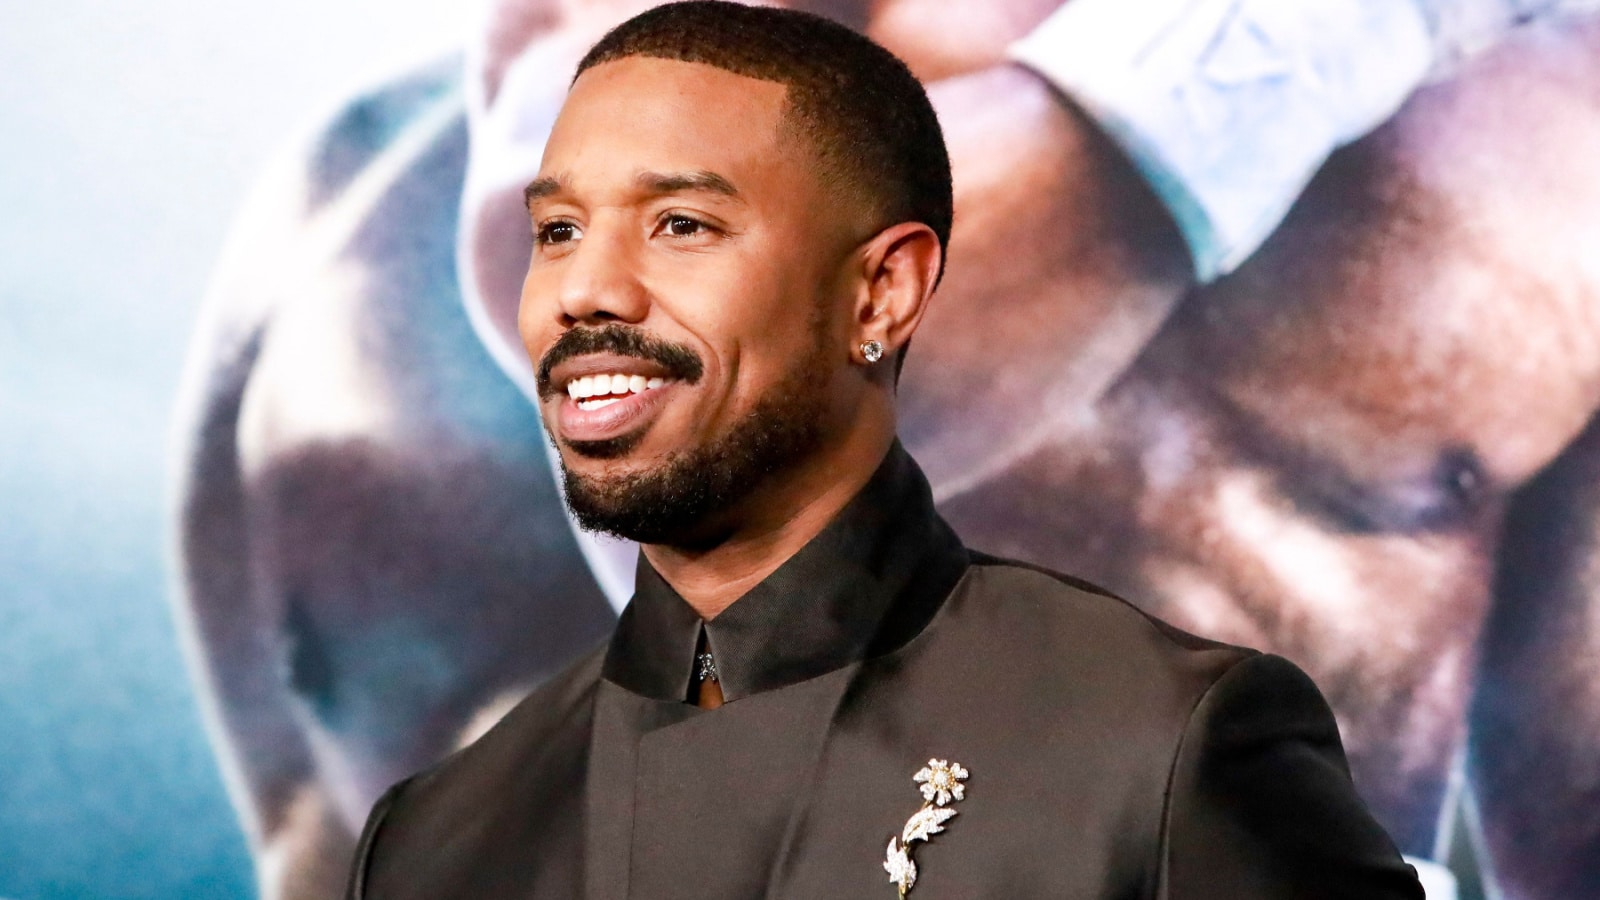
[883,759,969,896]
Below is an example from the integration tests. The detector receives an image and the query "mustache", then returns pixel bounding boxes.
[536,325,705,398]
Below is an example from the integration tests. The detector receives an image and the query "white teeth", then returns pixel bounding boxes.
[566,373,674,401]
[577,397,623,410]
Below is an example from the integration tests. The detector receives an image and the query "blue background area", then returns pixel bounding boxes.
[0,1,469,896]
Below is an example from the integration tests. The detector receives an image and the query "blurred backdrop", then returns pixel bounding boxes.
[0,1,468,896]
[7,3,1600,900]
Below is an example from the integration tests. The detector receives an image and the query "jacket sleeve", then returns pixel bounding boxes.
[1158,653,1425,899]
[344,777,412,900]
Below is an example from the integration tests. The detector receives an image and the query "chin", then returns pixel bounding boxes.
[560,431,651,462]
[560,440,688,492]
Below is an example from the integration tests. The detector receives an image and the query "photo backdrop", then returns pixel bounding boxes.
[1,1,470,897]
[7,3,1599,900]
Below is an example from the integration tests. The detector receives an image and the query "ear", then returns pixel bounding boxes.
[852,221,943,370]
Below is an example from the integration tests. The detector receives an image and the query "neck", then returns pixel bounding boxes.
[641,426,894,620]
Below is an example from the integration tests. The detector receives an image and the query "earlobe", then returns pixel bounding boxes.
[853,221,942,364]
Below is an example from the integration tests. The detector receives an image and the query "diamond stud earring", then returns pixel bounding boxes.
[861,340,884,364]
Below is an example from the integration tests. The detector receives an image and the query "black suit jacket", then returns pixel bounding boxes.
[347,447,1422,899]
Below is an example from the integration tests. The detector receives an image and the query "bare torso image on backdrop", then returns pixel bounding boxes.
[173,1,1600,897]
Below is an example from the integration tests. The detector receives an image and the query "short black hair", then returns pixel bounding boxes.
[575,0,952,286]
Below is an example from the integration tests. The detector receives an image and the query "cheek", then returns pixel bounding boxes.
[735,303,838,401]
[649,226,844,394]
[684,275,814,370]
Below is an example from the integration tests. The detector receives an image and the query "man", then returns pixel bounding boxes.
[173,0,1600,897]
[343,4,1422,896]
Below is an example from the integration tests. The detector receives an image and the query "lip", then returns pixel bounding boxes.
[546,353,678,396]
[554,377,682,445]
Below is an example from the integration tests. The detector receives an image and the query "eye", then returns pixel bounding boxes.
[661,214,707,238]
[535,220,581,246]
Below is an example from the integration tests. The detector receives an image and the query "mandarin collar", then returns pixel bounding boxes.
[601,442,969,703]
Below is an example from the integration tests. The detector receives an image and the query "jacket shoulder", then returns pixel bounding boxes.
[904,551,1263,755]
[1160,654,1424,896]
[348,644,606,897]
[845,554,1264,892]
[960,550,1254,674]
[409,641,605,801]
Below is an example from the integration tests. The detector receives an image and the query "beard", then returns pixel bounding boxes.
[558,325,833,547]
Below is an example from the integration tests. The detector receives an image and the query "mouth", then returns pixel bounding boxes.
[548,355,687,447]
[537,325,705,452]
[567,371,672,410]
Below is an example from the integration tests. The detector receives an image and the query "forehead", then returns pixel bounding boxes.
[539,56,796,194]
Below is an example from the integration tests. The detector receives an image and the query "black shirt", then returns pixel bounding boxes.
[348,444,1422,899]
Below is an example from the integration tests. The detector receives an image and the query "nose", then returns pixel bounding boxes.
[527,219,651,330]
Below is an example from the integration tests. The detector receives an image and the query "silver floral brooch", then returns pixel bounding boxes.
[883,758,969,896]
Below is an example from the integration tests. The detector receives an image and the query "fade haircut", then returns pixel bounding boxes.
[575,0,953,286]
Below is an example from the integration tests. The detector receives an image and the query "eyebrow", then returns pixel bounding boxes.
[525,176,563,208]
[635,170,740,199]
[524,170,742,209]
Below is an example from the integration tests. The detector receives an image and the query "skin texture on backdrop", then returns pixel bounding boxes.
[172,1,1600,897]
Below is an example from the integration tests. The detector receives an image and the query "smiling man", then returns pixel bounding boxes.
[342,3,1421,897]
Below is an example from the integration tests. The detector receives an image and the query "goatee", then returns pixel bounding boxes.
[558,333,831,546]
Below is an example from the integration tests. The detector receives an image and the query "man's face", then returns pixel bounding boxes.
[520,56,869,543]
